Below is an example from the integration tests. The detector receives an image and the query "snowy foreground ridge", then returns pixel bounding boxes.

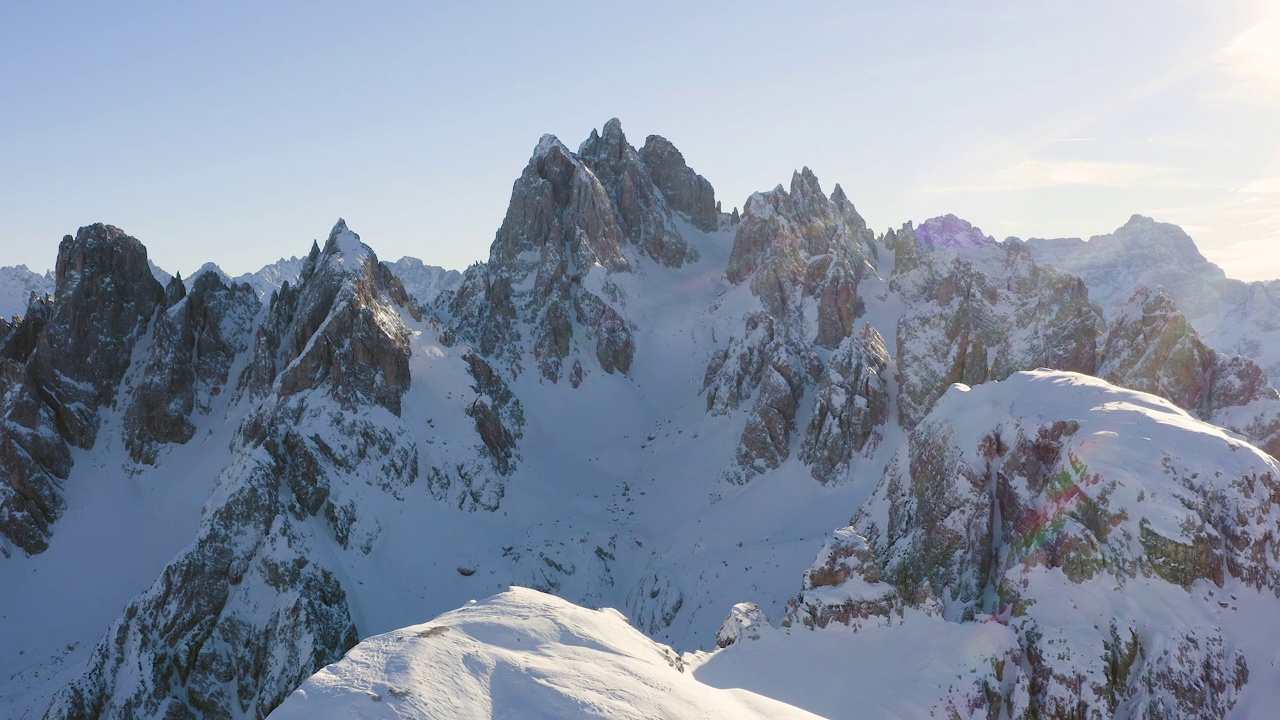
[3,119,1280,719]
[272,587,819,719]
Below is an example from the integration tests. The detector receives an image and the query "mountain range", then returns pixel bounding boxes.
[2,119,1278,719]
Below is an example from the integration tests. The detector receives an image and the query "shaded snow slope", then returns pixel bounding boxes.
[272,587,819,720]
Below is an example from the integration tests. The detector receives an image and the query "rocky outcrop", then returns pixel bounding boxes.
[1099,287,1218,414]
[244,220,415,414]
[791,372,1276,718]
[715,602,772,648]
[578,118,701,267]
[799,325,892,483]
[893,227,1101,428]
[783,527,905,630]
[1099,286,1280,456]
[123,271,260,464]
[637,134,717,232]
[708,168,875,483]
[50,222,420,718]
[0,225,162,555]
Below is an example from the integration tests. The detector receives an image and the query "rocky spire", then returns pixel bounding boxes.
[638,134,718,232]
[0,224,163,554]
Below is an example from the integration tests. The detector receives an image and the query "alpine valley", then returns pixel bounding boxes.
[3,120,1279,719]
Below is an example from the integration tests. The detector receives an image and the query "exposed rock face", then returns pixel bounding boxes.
[1099,286,1280,457]
[578,118,702,268]
[799,324,892,483]
[783,527,905,630]
[450,121,717,385]
[1099,287,1217,414]
[637,134,717,232]
[36,225,164,446]
[123,271,260,464]
[892,228,1101,428]
[708,168,875,483]
[449,134,633,384]
[462,352,524,477]
[49,222,418,719]
[245,220,415,414]
[790,372,1275,718]
[0,225,161,554]
[726,169,871,348]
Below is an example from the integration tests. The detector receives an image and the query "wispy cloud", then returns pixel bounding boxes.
[1215,4,1280,105]
[1234,177,1280,194]
[925,159,1195,194]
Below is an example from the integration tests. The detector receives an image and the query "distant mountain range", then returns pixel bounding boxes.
[3,119,1278,719]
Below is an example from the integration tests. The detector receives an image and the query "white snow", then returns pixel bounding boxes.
[273,587,819,719]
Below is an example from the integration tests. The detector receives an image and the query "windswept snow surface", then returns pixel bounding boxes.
[271,587,820,720]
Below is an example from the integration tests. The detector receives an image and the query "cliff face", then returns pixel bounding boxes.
[0,224,162,554]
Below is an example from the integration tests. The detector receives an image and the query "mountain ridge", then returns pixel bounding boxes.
[2,120,1278,719]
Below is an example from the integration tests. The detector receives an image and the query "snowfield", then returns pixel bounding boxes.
[271,587,820,720]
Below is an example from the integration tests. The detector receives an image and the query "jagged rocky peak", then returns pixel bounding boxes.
[451,125,674,383]
[727,167,873,339]
[244,219,415,414]
[488,132,629,274]
[637,133,717,232]
[913,213,995,248]
[0,223,163,555]
[123,268,260,465]
[707,169,880,484]
[37,224,164,412]
[577,117,701,267]
[892,221,1101,429]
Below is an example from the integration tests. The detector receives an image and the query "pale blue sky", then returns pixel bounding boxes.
[3,1,1278,279]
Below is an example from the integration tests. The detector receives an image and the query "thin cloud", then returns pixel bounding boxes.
[1234,177,1280,194]
[1215,5,1280,105]
[925,159,1193,194]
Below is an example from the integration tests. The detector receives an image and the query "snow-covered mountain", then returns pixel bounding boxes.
[0,264,53,320]
[3,119,1278,719]
[1027,216,1280,381]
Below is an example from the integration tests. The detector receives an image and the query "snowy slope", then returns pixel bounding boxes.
[272,587,819,720]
